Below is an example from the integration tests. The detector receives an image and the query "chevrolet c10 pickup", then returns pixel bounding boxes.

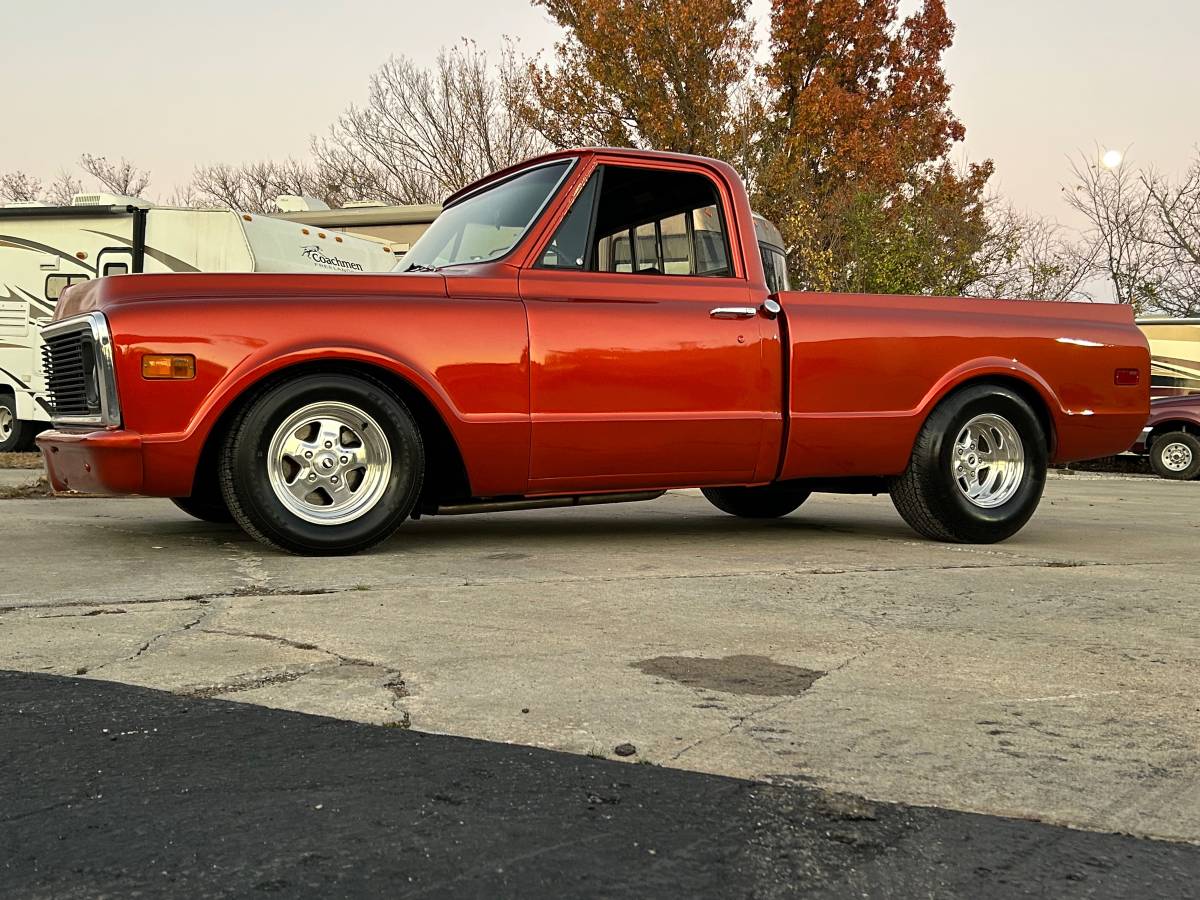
[37,148,1150,554]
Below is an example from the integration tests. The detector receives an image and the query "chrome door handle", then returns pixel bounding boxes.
[710,306,757,319]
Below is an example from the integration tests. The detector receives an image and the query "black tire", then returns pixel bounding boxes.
[0,395,38,452]
[701,483,811,519]
[171,494,235,524]
[890,384,1047,543]
[218,373,424,555]
[1149,431,1200,480]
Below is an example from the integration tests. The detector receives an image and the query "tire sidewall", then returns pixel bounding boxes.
[225,375,423,553]
[916,387,1048,542]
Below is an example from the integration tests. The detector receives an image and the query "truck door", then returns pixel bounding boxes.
[518,161,782,493]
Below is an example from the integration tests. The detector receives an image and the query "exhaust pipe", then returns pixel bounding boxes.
[431,491,665,516]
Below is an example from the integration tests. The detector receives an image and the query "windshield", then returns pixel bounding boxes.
[399,162,571,271]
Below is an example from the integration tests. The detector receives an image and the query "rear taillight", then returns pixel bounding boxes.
[1114,368,1140,386]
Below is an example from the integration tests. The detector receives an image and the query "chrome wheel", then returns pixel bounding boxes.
[0,406,12,443]
[267,401,392,525]
[951,413,1025,509]
[1159,441,1194,473]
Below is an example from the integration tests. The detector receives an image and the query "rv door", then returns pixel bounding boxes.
[96,247,133,277]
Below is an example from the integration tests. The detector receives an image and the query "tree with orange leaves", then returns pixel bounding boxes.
[754,0,995,294]
[515,0,1000,296]
[513,0,756,161]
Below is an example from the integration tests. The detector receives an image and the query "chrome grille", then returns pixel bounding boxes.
[40,313,120,426]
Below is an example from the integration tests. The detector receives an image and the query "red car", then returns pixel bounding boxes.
[1132,395,1200,479]
[37,148,1149,554]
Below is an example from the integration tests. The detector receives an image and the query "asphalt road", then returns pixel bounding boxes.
[2,471,1199,894]
[4,671,1199,898]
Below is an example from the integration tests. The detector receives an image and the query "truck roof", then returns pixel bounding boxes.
[442,147,743,209]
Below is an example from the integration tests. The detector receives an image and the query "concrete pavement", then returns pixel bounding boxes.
[2,474,1198,849]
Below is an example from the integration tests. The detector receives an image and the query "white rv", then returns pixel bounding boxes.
[0,195,403,450]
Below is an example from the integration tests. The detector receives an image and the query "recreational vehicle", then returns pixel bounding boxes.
[1137,318,1200,398]
[0,195,403,450]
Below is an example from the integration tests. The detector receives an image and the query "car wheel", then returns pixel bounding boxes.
[890,384,1047,543]
[219,373,424,555]
[171,494,235,524]
[1149,431,1200,480]
[701,484,811,519]
[0,396,30,453]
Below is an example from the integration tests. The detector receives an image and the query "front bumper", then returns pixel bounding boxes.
[37,428,144,495]
[1132,425,1154,454]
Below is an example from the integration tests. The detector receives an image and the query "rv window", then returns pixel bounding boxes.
[45,274,89,301]
[103,262,129,277]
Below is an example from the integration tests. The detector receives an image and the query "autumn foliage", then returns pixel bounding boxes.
[518,0,755,159]
[515,0,998,296]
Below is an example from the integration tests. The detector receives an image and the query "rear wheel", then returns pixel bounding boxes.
[702,484,811,519]
[219,373,424,555]
[1149,431,1200,480]
[890,384,1047,543]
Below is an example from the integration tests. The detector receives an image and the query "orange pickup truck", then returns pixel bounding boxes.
[37,148,1149,554]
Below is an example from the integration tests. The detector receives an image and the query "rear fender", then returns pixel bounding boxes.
[918,358,1065,452]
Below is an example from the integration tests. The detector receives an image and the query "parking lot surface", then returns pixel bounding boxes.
[2,473,1198,857]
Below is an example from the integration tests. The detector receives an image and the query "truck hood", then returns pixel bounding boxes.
[55,271,448,321]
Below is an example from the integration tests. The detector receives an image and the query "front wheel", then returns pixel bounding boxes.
[702,484,811,519]
[219,373,424,555]
[890,385,1047,543]
[1149,431,1200,480]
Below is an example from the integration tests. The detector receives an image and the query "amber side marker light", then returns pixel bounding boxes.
[1114,368,1140,386]
[142,354,196,380]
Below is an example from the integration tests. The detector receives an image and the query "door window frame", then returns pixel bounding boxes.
[520,156,748,283]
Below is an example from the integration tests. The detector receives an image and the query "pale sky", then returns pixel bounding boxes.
[2,0,1197,225]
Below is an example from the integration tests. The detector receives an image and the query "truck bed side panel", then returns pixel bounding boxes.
[777,292,1150,478]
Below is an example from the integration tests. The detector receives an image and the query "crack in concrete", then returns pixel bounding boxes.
[670,644,879,763]
[0,557,1183,618]
[192,627,412,716]
[183,666,325,699]
[0,586,340,615]
[89,605,215,673]
[672,695,801,761]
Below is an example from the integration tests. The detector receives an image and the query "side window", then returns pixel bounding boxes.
[103,262,129,276]
[45,274,89,301]
[539,172,599,269]
[540,165,734,277]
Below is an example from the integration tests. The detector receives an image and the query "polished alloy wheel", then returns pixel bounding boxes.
[267,401,392,525]
[951,413,1025,508]
[0,406,12,443]
[1159,440,1194,472]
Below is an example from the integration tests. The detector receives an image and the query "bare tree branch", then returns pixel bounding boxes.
[78,154,151,197]
[1062,148,1164,312]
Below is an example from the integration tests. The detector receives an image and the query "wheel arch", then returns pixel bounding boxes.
[191,358,472,510]
[920,367,1059,457]
[1147,419,1200,448]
